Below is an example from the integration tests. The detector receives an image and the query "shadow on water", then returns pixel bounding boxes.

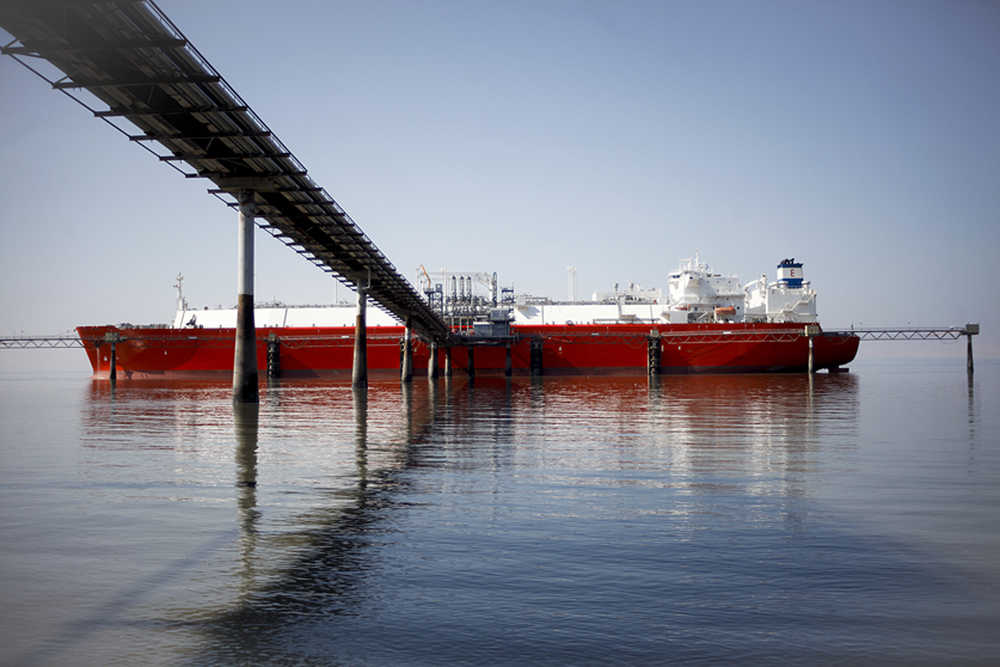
[37,377,439,665]
[192,377,456,663]
[188,373,870,662]
[61,369,999,663]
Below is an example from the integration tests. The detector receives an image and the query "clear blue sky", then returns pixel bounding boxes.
[1,0,998,370]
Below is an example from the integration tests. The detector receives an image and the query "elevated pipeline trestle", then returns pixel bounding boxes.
[0,0,450,400]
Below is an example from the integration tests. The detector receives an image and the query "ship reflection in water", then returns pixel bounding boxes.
[1,364,997,664]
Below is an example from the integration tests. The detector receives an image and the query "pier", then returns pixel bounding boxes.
[0,2,983,385]
[1,0,448,401]
[1,324,980,380]
[820,325,980,374]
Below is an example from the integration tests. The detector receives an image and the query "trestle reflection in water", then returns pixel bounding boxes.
[0,360,997,664]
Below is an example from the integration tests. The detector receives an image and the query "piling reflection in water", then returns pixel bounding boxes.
[353,387,367,489]
[80,372,861,495]
[191,380,447,661]
[81,370,1000,664]
[0,359,978,666]
[202,374,857,648]
[233,402,259,605]
[80,372,861,532]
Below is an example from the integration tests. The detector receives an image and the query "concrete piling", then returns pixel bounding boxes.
[964,324,979,375]
[804,324,820,375]
[428,341,439,379]
[109,338,117,386]
[233,191,259,403]
[529,337,543,376]
[967,334,974,375]
[401,318,413,383]
[352,281,368,388]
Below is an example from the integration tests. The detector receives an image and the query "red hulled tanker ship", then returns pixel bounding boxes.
[77,256,860,378]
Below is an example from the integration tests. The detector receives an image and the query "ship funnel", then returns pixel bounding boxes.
[776,258,804,288]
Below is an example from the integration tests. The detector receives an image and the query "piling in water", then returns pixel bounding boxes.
[530,337,543,376]
[352,284,368,388]
[266,334,280,378]
[401,320,413,383]
[646,331,661,376]
[233,192,258,402]
[428,341,439,379]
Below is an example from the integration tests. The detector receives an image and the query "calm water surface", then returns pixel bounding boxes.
[1,359,998,665]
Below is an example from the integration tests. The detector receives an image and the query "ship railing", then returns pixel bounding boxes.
[515,328,822,346]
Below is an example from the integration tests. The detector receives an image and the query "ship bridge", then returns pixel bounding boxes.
[1,0,449,398]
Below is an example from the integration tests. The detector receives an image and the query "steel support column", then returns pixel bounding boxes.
[428,341,439,379]
[401,318,412,383]
[109,339,117,386]
[805,325,819,375]
[529,337,543,376]
[444,346,453,377]
[233,191,258,402]
[352,282,369,388]
[967,333,974,375]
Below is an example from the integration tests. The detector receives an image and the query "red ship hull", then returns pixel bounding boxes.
[77,322,860,379]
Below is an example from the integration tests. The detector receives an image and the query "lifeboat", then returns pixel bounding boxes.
[715,306,736,316]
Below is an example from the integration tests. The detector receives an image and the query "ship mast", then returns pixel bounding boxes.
[173,273,188,313]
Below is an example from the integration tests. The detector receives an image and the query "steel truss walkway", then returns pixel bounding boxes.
[0,0,448,342]
[821,326,978,341]
[0,335,84,349]
[2,325,979,349]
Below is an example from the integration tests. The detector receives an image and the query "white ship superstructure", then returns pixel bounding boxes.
[169,255,821,329]
[743,258,817,323]
[513,254,818,326]
[665,253,744,323]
